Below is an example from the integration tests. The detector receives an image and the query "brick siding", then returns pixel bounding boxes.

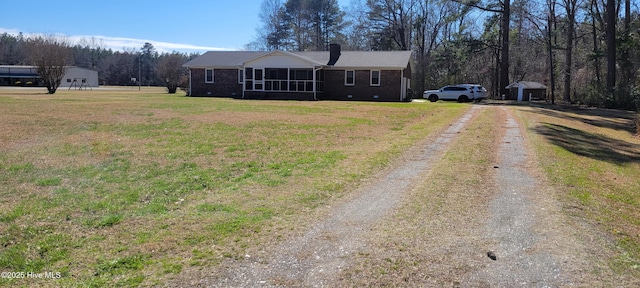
[322,70,403,102]
[190,68,242,97]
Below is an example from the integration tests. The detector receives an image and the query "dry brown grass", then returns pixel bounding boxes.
[336,107,502,286]
[0,87,469,286]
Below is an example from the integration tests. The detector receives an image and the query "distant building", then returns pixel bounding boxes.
[0,65,99,88]
[505,81,548,101]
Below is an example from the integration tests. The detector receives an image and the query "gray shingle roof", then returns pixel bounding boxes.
[182,51,266,68]
[304,51,412,69]
[506,81,548,89]
[183,50,412,69]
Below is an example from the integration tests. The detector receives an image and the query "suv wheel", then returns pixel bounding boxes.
[458,95,469,102]
[428,95,438,102]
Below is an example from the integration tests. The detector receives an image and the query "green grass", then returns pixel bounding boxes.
[0,88,468,286]
[516,104,640,278]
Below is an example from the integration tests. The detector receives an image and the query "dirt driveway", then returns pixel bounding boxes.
[193,105,632,287]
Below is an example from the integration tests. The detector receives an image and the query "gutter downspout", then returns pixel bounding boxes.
[188,69,192,96]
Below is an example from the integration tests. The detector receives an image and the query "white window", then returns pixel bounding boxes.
[370,70,380,86]
[345,70,355,86]
[238,69,244,84]
[205,69,214,83]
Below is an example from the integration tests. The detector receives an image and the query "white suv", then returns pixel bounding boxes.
[423,85,474,102]
[459,84,487,100]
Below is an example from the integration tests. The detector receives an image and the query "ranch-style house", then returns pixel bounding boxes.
[182,44,413,102]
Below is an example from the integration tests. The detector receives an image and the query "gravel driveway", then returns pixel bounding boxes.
[191,105,629,287]
[464,107,571,286]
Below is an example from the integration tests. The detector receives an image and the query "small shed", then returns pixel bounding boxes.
[505,81,547,101]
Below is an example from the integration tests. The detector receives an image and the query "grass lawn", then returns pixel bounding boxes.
[0,87,468,287]
[515,103,640,277]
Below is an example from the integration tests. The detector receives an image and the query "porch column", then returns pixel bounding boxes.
[313,66,321,101]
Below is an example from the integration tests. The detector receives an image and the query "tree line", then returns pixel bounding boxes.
[1,0,639,110]
[0,33,197,93]
[250,0,640,110]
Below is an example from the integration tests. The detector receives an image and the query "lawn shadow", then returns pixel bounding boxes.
[526,102,638,136]
[532,123,640,164]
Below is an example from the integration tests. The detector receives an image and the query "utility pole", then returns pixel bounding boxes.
[138,53,141,91]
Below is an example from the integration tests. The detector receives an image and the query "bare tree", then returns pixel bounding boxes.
[455,0,511,98]
[157,52,188,94]
[280,0,345,51]
[414,0,455,92]
[76,36,106,70]
[548,0,558,104]
[27,36,71,94]
[367,0,415,50]
[560,0,581,103]
[343,0,373,50]
[252,0,289,50]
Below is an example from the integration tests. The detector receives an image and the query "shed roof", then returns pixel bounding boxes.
[183,50,413,69]
[506,81,548,89]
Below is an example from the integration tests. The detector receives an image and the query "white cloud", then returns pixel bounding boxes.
[0,28,235,53]
[68,35,234,53]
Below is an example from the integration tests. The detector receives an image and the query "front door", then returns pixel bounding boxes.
[254,68,264,91]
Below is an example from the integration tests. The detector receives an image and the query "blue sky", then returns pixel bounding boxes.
[1,0,351,53]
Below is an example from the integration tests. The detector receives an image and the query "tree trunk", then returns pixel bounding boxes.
[561,0,579,103]
[547,16,556,104]
[500,0,510,98]
[605,0,616,93]
[591,0,602,87]
[563,9,574,103]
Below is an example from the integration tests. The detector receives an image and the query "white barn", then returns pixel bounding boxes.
[60,67,99,88]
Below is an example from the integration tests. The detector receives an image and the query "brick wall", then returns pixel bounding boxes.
[322,70,402,101]
[190,68,242,97]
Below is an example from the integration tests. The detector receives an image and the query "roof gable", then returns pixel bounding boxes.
[244,50,325,68]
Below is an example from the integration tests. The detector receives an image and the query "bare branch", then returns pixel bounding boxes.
[450,0,503,13]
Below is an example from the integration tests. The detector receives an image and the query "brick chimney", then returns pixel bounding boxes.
[328,44,341,66]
